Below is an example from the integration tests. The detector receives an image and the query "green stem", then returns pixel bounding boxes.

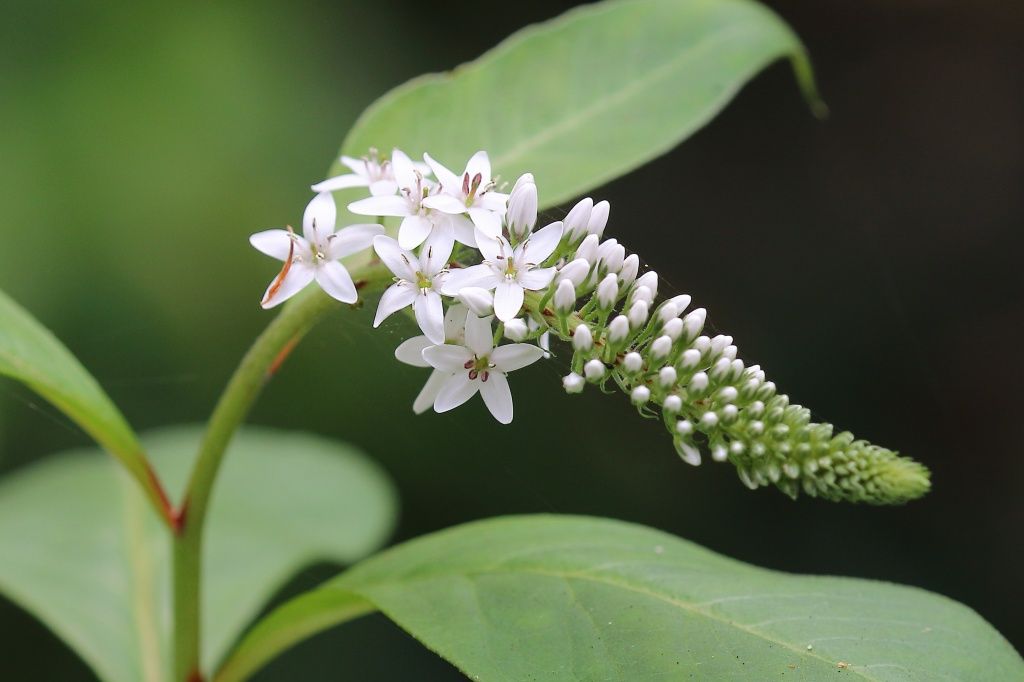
[171,262,388,681]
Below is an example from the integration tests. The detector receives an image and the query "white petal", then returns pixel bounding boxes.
[423,153,462,195]
[260,262,314,309]
[373,236,418,281]
[434,372,480,413]
[421,193,467,215]
[303,192,336,242]
[249,229,296,261]
[340,156,368,175]
[421,228,455,275]
[465,150,491,184]
[478,191,509,212]
[413,290,445,344]
[348,195,411,218]
[413,369,450,414]
[476,233,509,263]
[329,223,385,259]
[479,371,513,424]
[493,280,525,322]
[368,179,398,197]
[311,174,368,193]
[315,261,357,303]
[397,215,434,250]
[373,283,417,327]
[390,149,418,191]
[394,335,432,368]
[443,304,469,343]
[450,214,477,247]
[468,207,502,240]
[423,344,474,372]
[464,313,495,357]
[518,266,556,291]
[440,264,498,295]
[520,221,563,265]
[491,343,545,372]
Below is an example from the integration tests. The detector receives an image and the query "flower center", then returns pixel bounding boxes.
[463,355,493,382]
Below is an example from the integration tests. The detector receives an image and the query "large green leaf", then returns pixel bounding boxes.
[0,288,164,511]
[218,515,1022,682]
[0,425,397,682]
[339,0,819,209]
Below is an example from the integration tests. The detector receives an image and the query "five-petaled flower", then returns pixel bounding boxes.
[422,313,544,424]
[312,148,428,197]
[372,231,459,344]
[250,192,382,308]
[446,221,563,321]
[421,151,508,242]
[348,149,473,250]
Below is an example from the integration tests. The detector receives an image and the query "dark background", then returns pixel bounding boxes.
[1,0,1021,678]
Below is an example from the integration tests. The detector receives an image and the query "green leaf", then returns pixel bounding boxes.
[339,0,820,209]
[0,288,164,511]
[0,425,397,682]
[218,515,1022,682]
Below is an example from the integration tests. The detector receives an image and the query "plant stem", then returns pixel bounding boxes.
[171,262,388,682]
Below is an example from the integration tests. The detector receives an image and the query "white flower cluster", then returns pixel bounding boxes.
[250,148,929,503]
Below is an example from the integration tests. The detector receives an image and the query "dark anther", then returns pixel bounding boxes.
[468,369,479,380]
[481,371,490,382]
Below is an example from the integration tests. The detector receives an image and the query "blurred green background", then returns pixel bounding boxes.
[1,0,1021,678]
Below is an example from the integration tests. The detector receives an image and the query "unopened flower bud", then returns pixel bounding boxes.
[689,371,709,393]
[562,372,585,394]
[676,419,694,436]
[666,294,691,313]
[718,386,738,403]
[635,271,658,298]
[679,348,701,368]
[619,254,639,287]
[700,411,719,429]
[650,335,672,360]
[506,176,538,240]
[659,366,677,387]
[628,300,649,328]
[457,287,494,316]
[631,385,651,405]
[630,285,654,305]
[554,279,577,313]
[564,197,593,241]
[504,318,529,341]
[676,440,701,466]
[711,444,729,462]
[722,345,737,360]
[622,351,643,373]
[662,317,683,341]
[711,335,733,355]
[584,358,605,381]
[692,336,711,355]
[575,233,599,262]
[681,308,707,340]
[557,258,591,287]
[596,273,619,308]
[597,240,625,273]
[657,302,679,324]
[573,323,593,351]
[587,200,610,238]
[608,315,630,343]
[663,394,682,413]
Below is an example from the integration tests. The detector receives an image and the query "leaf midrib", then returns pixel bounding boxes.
[352,565,881,681]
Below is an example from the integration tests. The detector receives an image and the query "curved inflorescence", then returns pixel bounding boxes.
[251,148,930,505]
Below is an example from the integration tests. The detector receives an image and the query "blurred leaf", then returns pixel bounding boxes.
[0,288,157,502]
[0,425,397,682]
[339,0,819,209]
[218,515,1022,682]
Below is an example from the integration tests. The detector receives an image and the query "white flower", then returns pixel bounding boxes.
[312,148,427,196]
[250,192,383,308]
[349,149,473,250]
[422,313,544,424]
[420,151,508,241]
[394,305,469,414]
[372,231,456,344]
[446,221,563,321]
